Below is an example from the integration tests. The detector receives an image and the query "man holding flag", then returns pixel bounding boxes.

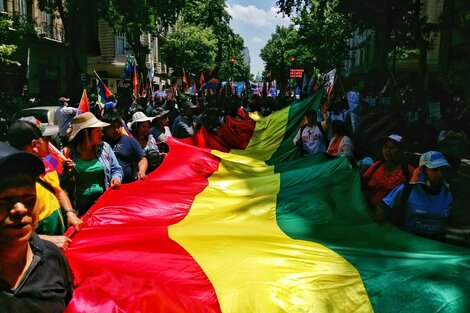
[55,96,77,148]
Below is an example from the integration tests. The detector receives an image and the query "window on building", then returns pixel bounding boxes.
[116,36,129,57]
[0,0,6,13]
[13,0,28,15]
[41,11,52,37]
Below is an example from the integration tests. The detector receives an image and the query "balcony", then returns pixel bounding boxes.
[39,21,64,42]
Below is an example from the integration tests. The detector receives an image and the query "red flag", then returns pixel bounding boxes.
[77,89,89,115]
[133,69,139,97]
[182,70,189,91]
[199,71,205,87]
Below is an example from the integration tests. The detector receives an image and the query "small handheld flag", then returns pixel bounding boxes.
[323,68,336,97]
[46,142,67,174]
[76,89,90,115]
[94,70,114,105]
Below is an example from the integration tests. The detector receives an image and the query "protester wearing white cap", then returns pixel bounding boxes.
[377,151,453,241]
[362,134,415,208]
[129,111,164,173]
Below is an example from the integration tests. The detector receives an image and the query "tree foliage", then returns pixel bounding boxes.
[277,0,442,97]
[0,15,35,66]
[0,17,19,66]
[101,0,186,72]
[294,0,352,72]
[160,22,217,75]
[260,25,298,88]
[178,0,251,81]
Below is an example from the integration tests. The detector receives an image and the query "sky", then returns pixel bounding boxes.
[226,1,292,77]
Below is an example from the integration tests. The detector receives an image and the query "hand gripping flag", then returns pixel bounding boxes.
[64,91,470,313]
[45,142,66,175]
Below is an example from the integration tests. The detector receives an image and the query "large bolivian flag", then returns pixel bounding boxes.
[65,94,470,312]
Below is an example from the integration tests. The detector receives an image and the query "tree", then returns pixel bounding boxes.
[160,22,217,76]
[182,0,251,81]
[0,14,35,66]
[277,0,441,102]
[294,0,352,73]
[260,25,298,94]
[0,16,20,66]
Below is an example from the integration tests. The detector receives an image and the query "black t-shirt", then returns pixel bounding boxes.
[0,233,73,313]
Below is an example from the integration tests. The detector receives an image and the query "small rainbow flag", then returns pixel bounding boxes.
[45,142,66,175]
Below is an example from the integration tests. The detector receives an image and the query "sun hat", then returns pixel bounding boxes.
[0,141,44,177]
[153,107,169,119]
[128,111,154,129]
[419,151,450,169]
[67,112,109,141]
[7,117,58,149]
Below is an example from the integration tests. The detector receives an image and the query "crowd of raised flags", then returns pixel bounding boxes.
[114,50,338,102]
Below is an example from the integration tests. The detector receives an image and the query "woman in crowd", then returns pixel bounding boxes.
[63,112,123,216]
[129,111,165,172]
[327,120,353,157]
[362,134,414,210]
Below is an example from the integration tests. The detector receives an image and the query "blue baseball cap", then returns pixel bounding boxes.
[419,151,450,169]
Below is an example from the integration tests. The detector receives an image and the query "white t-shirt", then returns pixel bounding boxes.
[293,125,326,155]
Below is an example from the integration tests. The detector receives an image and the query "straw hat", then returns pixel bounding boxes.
[128,111,154,129]
[67,112,109,141]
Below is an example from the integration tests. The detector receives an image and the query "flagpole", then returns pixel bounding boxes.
[337,75,347,98]
[93,70,106,85]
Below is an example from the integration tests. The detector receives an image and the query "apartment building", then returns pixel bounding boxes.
[1,0,67,100]
[87,19,172,100]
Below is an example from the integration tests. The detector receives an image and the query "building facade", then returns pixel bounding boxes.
[87,19,172,103]
[1,0,67,101]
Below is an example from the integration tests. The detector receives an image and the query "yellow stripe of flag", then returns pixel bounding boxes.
[169,151,373,312]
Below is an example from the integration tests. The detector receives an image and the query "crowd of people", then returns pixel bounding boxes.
[1,89,468,311]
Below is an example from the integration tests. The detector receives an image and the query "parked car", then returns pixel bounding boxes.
[11,106,59,125]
